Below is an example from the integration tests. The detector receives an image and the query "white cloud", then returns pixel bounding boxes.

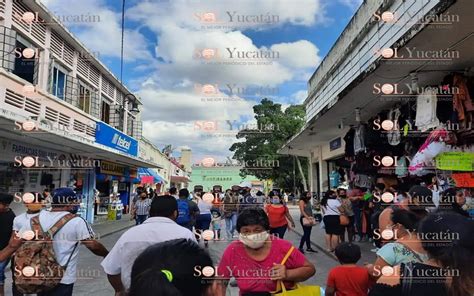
[39,0,152,61]
[271,40,321,68]
[291,90,308,104]
[39,0,326,160]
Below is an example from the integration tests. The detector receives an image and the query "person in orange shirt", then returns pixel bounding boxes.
[264,191,295,239]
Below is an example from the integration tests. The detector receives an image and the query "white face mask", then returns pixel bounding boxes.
[239,231,269,249]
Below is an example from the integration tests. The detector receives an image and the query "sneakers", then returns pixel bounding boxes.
[306,248,318,253]
[298,247,305,254]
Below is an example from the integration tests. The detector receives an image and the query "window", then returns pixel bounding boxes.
[78,82,92,114]
[12,38,36,84]
[101,101,110,123]
[51,66,67,99]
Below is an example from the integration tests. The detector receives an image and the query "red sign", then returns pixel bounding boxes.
[452,173,474,188]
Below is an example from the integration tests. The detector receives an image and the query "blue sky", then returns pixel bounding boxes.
[41,0,362,162]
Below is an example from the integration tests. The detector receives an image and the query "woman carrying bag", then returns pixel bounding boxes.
[321,190,343,253]
[298,192,318,254]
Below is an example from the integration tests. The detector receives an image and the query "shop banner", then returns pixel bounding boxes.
[435,152,474,171]
[100,161,137,178]
[95,122,138,156]
[452,173,474,188]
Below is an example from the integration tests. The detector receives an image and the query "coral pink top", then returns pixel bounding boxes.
[217,237,306,295]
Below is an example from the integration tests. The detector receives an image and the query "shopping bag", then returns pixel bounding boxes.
[273,283,322,296]
[271,246,322,296]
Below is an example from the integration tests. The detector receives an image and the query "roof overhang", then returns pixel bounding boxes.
[281,0,473,156]
[0,109,161,168]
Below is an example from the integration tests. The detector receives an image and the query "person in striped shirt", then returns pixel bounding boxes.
[133,188,151,225]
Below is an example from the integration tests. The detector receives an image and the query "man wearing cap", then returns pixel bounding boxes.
[13,188,109,296]
[238,181,256,213]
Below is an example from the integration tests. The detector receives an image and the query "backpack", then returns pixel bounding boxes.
[14,213,78,294]
[176,199,191,225]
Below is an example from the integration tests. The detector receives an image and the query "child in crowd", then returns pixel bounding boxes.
[210,209,222,240]
[326,242,370,296]
[0,193,15,296]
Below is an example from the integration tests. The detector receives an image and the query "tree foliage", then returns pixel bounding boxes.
[229,98,308,190]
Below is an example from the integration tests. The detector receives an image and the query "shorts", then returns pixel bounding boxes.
[323,215,343,235]
[0,259,9,285]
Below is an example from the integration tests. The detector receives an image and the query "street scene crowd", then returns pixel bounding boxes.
[0,180,472,296]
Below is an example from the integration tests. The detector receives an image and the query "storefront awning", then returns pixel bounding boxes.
[0,111,162,169]
[138,168,166,184]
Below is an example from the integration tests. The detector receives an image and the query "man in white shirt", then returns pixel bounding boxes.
[12,188,108,296]
[101,195,196,295]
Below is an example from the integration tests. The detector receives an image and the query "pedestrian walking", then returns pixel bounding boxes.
[223,189,238,240]
[321,190,343,252]
[338,188,355,243]
[169,187,178,200]
[176,188,199,231]
[264,192,295,239]
[13,188,108,296]
[366,209,428,279]
[298,191,318,254]
[369,212,474,296]
[11,193,46,295]
[133,188,151,225]
[238,182,255,212]
[211,209,222,240]
[0,193,15,296]
[102,195,197,294]
[195,194,212,247]
[217,208,315,295]
[325,242,370,296]
[128,239,223,296]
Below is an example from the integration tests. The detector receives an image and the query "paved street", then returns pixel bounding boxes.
[4,206,377,295]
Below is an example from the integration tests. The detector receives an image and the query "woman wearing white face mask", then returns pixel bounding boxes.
[264,191,295,239]
[217,208,315,296]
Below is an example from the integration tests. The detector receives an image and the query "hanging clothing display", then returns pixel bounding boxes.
[453,74,474,124]
[387,107,401,146]
[395,156,408,177]
[353,125,367,154]
[415,88,440,132]
[344,127,355,157]
[329,170,341,188]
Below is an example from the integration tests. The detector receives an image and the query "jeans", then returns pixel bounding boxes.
[37,283,74,296]
[299,217,313,249]
[353,206,362,235]
[0,259,8,285]
[136,215,148,225]
[225,212,237,239]
[270,225,287,239]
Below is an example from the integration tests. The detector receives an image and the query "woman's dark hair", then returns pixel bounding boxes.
[128,239,213,296]
[335,242,361,264]
[300,191,310,202]
[417,212,474,296]
[320,190,336,207]
[391,208,420,231]
[236,208,270,232]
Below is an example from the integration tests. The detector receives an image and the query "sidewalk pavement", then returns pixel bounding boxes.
[287,206,377,264]
[92,214,136,239]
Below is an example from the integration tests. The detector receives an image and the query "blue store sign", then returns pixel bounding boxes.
[95,122,138,156]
